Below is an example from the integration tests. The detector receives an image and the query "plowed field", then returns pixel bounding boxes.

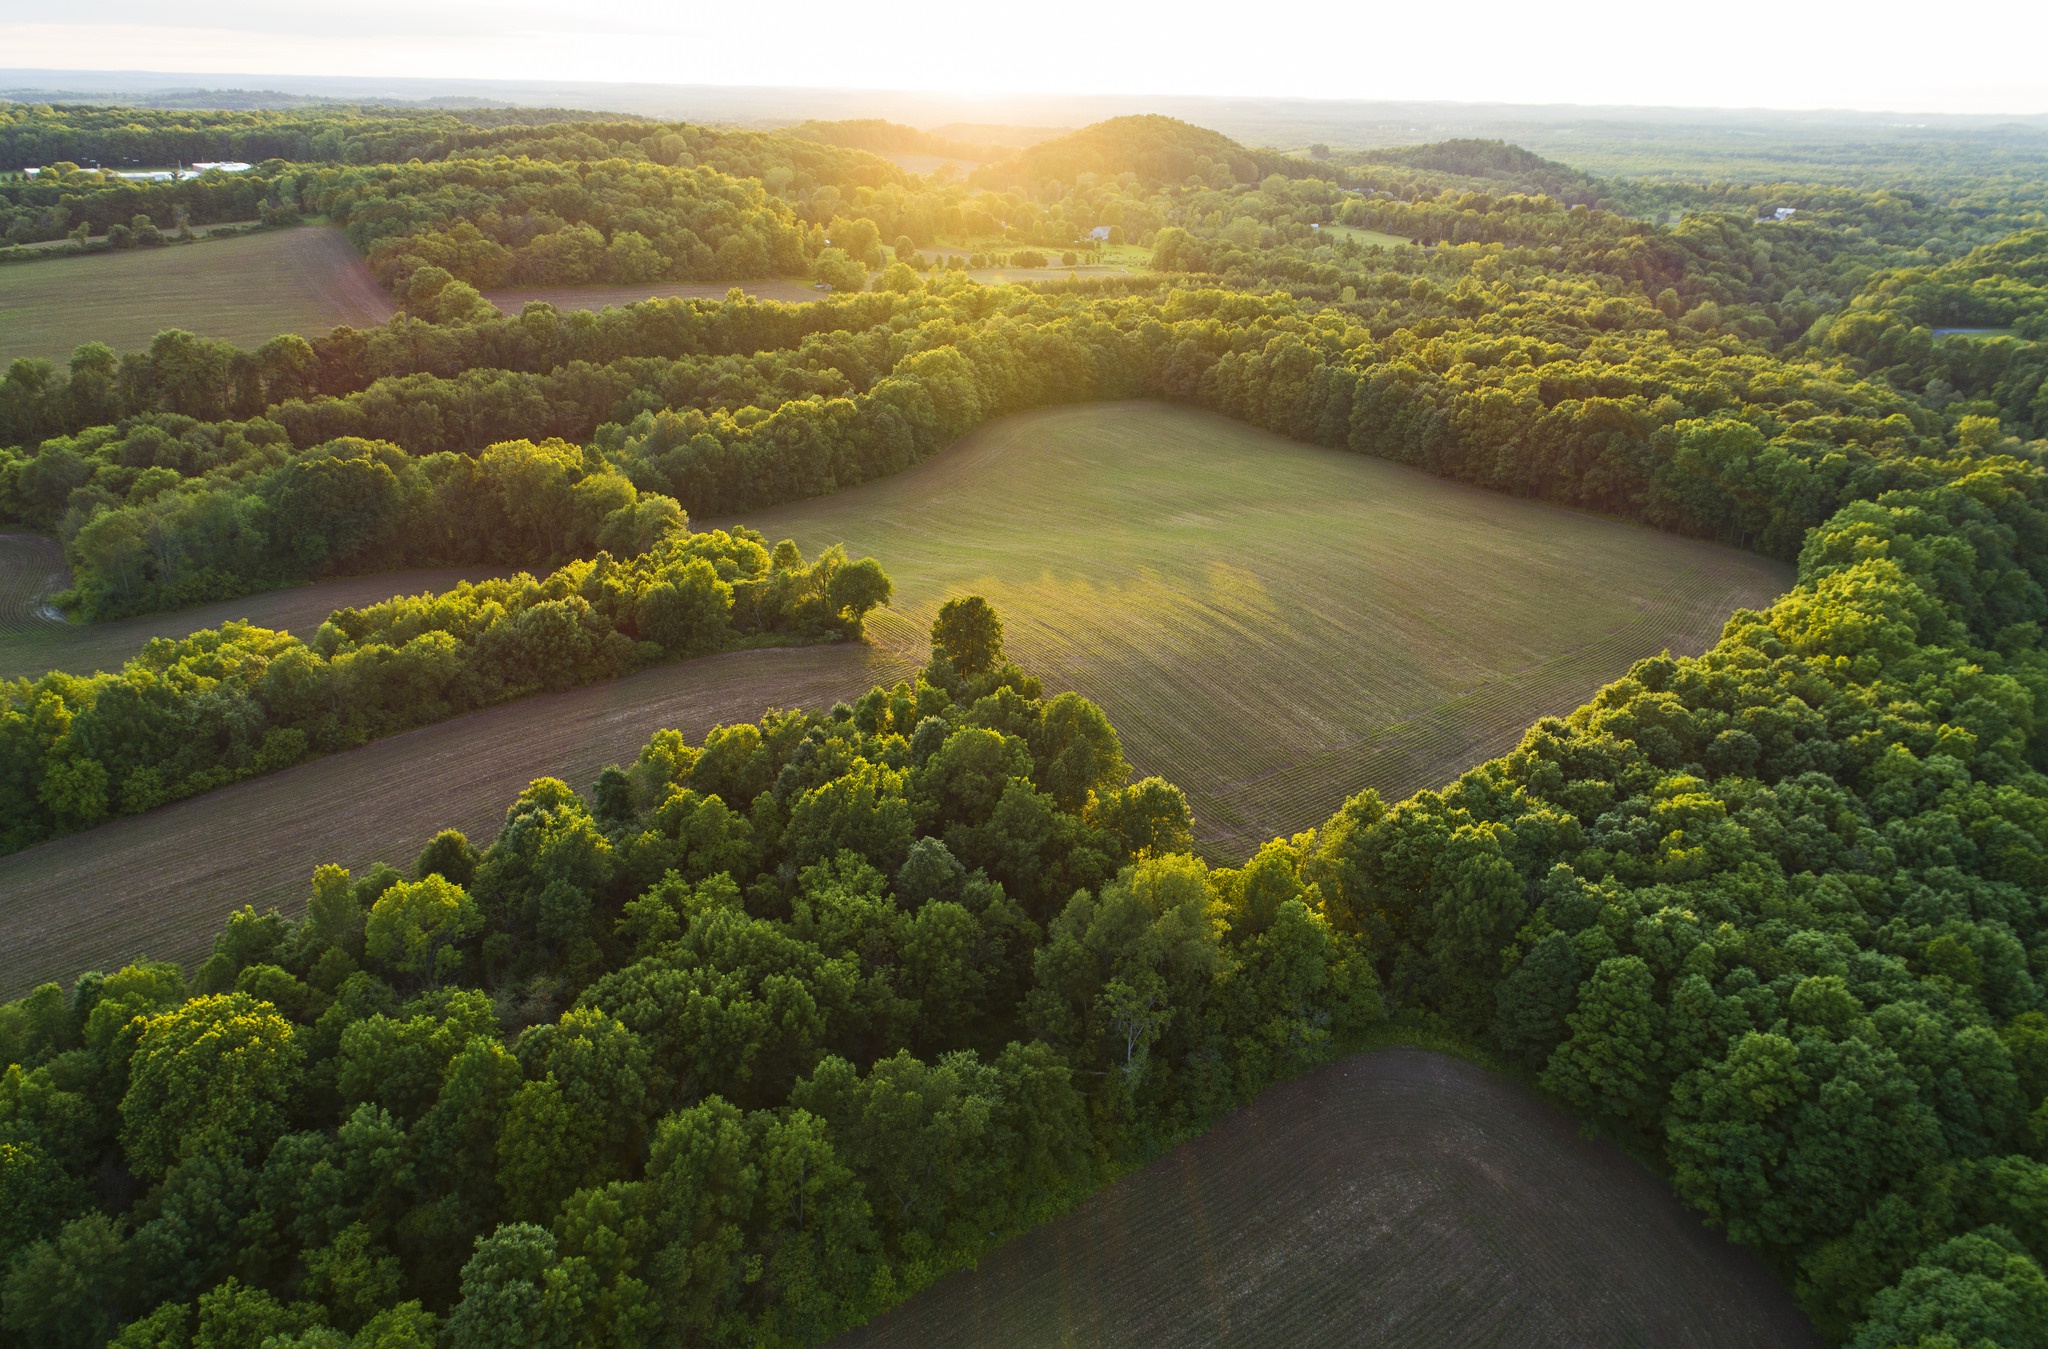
[839,1048,1818,1349]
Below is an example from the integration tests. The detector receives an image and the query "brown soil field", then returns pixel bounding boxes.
[483,278,824,312]
[0,559,518,680]
[839,1048,1820,1349]
[0,642,912,998]
[0,225,394,362]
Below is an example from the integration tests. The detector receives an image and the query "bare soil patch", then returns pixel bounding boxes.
[839,1048,1819,1349]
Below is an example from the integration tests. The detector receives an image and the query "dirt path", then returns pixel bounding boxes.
[839,1048,1819,1349]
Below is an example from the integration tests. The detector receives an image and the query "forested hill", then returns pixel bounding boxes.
[969,115,1273,190]
[1347,137,1609,207]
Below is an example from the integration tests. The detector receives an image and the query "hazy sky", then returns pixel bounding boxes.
[3,0,2044,115]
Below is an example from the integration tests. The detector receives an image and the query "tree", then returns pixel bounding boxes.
[364,876,483,987]
[415,830,480,888]
[1493,931,1581,1068]
[812,247,866,293]
[1541,956,1662,1125]
[120,994,303,1178]
[1098,972,1167,1080]
[496,1010,650,1223]
[1849,1227,2048,1349]
[1030,692,1128,812]
[639,1097,759,1338]
[0,1212,129,1348]
[826,557,892,632]
[753,1108,876,1340]
[442,1224,577,1349]
[931,596,1003,677]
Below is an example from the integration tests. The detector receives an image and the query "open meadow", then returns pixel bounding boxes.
[723,402,1794,857]
[1319,222,1413,249]
[0,641,911,998]
[837,1048,1819,1348]
[0,225,395,362]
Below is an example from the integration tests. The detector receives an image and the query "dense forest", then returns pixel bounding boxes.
[4,106,2048,1347]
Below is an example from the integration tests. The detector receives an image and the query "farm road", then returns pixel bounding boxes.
[0,641,913,998]
[840,1049,1820,1348]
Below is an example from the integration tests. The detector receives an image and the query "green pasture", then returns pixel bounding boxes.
[0,225,394,362]
[723,402,1792,856]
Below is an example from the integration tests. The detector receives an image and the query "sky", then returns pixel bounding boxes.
[1,0,2045,116]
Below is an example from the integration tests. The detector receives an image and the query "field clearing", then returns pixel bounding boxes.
[839,1048,1817,1348]
[0,642,912,999]
[0,533,67,642]
[0,553,517,680]
[1321,222,1413,249]
[0,225,395,362]
[482,278,824,312]
[721,402,1792,858]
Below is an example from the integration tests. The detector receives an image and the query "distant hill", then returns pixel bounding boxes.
[1352,137,1607,206]
[973,114,1279,190]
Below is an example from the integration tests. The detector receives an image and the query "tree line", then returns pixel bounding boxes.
[4,271,1972,628]
[0,519,888,852]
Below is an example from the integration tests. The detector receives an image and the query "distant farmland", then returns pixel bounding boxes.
[0,226,394,362]
[0,642,910,999]
[839,1048,1819,1348]
[722,402,1794,857]
[483,277,824,312]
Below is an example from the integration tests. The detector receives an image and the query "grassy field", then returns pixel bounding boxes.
[1321,222,1413,249]
[0,642,912,998]
[0,545,515,680]
[838,1048,1818,1348]
[720,402,1793,858]
[0,225,395,362]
